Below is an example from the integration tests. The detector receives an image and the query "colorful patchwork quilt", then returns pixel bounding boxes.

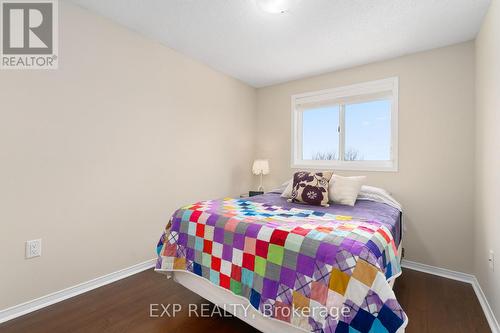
[155,198,408,332]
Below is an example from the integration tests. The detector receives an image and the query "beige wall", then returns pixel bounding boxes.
[0,3,256,309]
[0,1,489,316]
[256,42,476,273]
[475,0,500,321]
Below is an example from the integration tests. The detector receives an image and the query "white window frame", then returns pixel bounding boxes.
[291,77,399,172]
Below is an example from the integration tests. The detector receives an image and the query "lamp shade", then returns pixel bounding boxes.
[252,159,270,175]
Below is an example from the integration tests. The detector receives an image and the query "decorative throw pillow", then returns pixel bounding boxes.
[288,171,333,207]
[328,174,366,206]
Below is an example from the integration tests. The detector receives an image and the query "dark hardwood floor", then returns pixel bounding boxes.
[0,268,490,333]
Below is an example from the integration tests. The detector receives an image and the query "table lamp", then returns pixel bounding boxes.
[252,159,270,192]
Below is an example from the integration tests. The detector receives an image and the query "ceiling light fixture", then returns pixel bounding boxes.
[255,0,296,14]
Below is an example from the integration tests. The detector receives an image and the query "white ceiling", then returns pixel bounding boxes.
[69,0,491,87]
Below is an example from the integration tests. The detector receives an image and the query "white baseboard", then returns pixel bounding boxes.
[2,258,498,333]
[471,276,500,333]
[401,259,475,283]
[402,259,499,333]
[0,258,156,324]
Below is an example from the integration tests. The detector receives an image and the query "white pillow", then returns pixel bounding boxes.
[280,179,293,198]
[359,185,391,196]
[329,175,366,206]
[358,185,402,211]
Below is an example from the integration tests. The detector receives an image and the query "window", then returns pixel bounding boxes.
[291,77,398,171]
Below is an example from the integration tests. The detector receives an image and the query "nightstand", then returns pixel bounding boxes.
[240,191,264,198]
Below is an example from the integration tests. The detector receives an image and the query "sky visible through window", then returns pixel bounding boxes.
[302,100,391,161]
[302,105,340,160]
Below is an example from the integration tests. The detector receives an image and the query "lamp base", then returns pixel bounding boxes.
[257,173,264,192]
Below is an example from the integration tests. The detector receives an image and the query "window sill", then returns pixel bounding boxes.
[291,160,398,172]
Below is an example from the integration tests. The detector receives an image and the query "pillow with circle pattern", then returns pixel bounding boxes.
[288,171,333,207]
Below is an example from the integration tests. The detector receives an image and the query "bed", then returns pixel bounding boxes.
[155,189,407,332]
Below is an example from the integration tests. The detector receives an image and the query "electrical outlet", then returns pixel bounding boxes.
[25,239,42,259]
[489,250,495,271]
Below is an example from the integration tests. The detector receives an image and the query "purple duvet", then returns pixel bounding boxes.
[248,192,402,246]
